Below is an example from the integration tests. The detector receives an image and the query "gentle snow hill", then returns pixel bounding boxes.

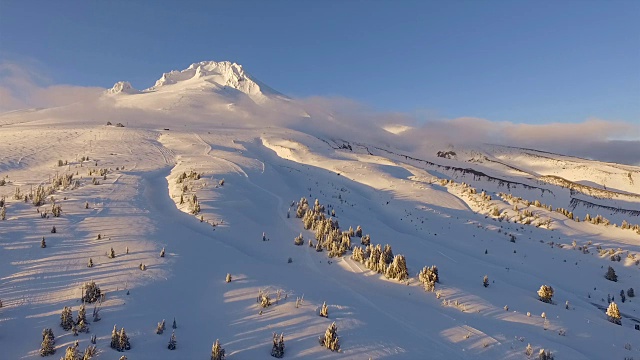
[0,61,639,360]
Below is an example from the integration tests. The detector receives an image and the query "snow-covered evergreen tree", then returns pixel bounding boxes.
[87,258,93,268]
[61,343,79,360]
[167,331,177,350]
[319,322,340,352]
[605,266,617,282]
[226,273,232,283]
[270,333,285,358]
[76,304,87,325]
[319,301,329,317]
[525,343,533,357]
[82,281,101,303]
[537,285,554,303]
[160,247,165,258]
[41,237,47,248]
[628,288,635,297]
[156,319,165,335]
[355,225,362,238]
[211,339,225,360]
[108,247,115,259]
[606,301,621,325]
[538,348,554,360]
[483,275,489,288]
[110,325,119,350]
[60,306,74,331]
[386,254,409,281]
[118,327,131,351]
[40,331,56,356]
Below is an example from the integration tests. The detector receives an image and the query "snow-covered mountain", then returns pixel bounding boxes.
[1,61,639,360]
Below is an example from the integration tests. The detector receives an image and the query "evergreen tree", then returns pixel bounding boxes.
[628,288,635,297]
[60,306,74,331]
[110,325,119,350]
[386,254,409,281]
[118,327,131,351]
[537,285,554,303]
[82,281,101,303]
[42,328,55,345]
[211,339,225,360]
[605,266,617,282]
[76,304,87,325]
[483,275,489,288]
[355,225,362,238]
[40,332,56,356]
[172,317,177,329]
[156,320,165,335]
[538,349,554,360]
[319,301,329,318]
[382,244,393,264]
[41,237,47,248]
[82,345,96,360]
[606,301,622,325]
[225,273,232,283]
[87,258,93,268]
[167,331,177,350]
[525,343,533,357]
[108,247,115,259]
[61,344,78,360]
[160,247,165,258]
[271,333,285,358]
[319,322,340,352]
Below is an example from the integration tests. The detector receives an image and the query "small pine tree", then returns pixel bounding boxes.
[606,301,621,325]
[628,288,635,297]
[82,281,101,303]
[605,266,617,282]
[42,328,55,344]
[87,258,93,268]
[156,320,165,334]
[211,339,225,360]
[108,247,115,259]
[226,273,232,283]
[172,317,177,329]
[483,275,489,288]
[41,237,47,248]
[76,304,87,325]
[538,349,554,360]
[61,344,79,360]
[118,327,131,351]
[83,345,96,359]
[537,285,554,303]
[319,322,340,352]
[40,331,56,356]
[110,325,119,350]
[319,301,329,318]
[60,306,74,331]
[525,343,533,357]
[51,226,56,233]
[160,247,165,258]
[168,331,177,350]
[270,333,285,358]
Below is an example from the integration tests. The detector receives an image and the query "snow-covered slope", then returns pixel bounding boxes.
[1,61,639,360]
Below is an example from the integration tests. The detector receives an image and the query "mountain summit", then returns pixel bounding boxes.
[149,60,279,97]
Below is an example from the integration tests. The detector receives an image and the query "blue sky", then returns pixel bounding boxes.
[0,0,638,124]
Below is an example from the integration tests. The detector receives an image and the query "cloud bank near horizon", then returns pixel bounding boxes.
[1,60,638,166]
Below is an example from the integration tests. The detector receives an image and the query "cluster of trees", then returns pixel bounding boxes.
[82,281,102,303]
[110,325,131,352]
[296,198,351,257]
[60,341,96,360]
[351,243,408,281]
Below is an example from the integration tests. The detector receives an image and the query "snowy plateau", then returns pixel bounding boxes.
[0,60,639,360]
